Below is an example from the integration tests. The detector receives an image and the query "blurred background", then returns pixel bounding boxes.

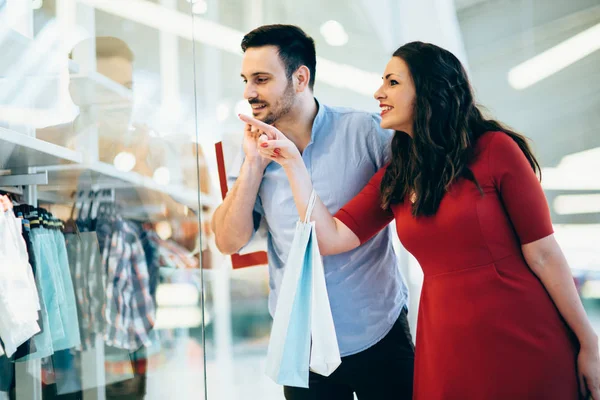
[0,0,599,399]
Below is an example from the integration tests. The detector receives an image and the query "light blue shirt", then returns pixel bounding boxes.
[228,99,408,356]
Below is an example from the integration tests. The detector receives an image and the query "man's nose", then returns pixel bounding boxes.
[244,83,257,100]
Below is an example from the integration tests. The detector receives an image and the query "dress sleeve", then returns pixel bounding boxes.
[334,167,394,244]
[488,132,553,245]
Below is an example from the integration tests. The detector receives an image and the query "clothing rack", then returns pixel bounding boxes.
[0,172,47,187]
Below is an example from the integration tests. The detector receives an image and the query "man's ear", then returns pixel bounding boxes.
[294,65,311,93]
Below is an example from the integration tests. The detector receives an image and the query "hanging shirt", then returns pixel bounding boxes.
[0,210,41,357]
[65,231,106,350]
[100,216,156,350]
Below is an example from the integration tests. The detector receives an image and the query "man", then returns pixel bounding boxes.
[212,25,414,399]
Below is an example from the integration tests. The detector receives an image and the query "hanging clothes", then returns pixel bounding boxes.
[0,208,41,358]
[14,206,81,361]
[62,189,109,351]
[84,196,156,352]
[101,216,156,350]
[64,231,106,351]
[64,191,156,352]
[136,225,161,302]
[10,215,39,360]
[0,208,40,361]
[0,353,13,393]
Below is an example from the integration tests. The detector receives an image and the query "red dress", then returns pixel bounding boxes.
[335,132,579,399]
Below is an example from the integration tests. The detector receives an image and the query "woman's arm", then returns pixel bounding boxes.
[489,132,600,399]
[523,235,600,398]
[238,114,360,255]
[282,159,360,255]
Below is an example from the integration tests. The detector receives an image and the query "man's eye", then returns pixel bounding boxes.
[257,78,268,83]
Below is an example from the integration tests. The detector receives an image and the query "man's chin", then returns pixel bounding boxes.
[254,114,275,125]
[252,110,266,119]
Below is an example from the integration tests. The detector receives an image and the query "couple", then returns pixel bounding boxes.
[213,24,600,399]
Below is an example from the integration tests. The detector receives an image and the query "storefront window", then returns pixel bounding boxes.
[1,0,212,398]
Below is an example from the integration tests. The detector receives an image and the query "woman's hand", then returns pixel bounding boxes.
[578,342,600,399]
[238,114,302,168]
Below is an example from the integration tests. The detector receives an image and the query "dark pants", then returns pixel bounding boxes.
[284,307,415,400]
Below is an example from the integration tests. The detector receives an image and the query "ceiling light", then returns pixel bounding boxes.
[541,147,600,190]
[320,20,348,47]
[508,22,600,90]
[155,220,173,240]
[113,151,136,172]
[554,194,600,215]
[192,0,207,15]
[153,166,171,185]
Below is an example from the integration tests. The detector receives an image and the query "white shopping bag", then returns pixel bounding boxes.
[308,223,341,376]
[265,190,341,388]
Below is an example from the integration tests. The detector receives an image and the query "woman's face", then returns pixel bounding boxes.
[374,57,416,136]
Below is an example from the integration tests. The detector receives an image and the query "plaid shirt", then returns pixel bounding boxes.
[98,217,156,350]
[146,232,198,269]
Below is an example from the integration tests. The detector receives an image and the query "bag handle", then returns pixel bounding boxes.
[303,189,317,224]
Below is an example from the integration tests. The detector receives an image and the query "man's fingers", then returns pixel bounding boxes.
[238,114,277,138]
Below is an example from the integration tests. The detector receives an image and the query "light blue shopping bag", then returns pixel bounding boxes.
[265,190,341,388]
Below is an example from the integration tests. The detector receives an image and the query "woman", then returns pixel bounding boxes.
[239,41,600,399]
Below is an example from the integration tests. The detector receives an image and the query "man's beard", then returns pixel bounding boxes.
[253,81,295,125]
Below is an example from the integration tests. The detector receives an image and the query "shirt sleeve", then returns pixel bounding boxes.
[334,167,395,244]
[366,113,393,168]
[488,132,553,245]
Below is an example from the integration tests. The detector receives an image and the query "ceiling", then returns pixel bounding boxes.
[31,0,600,169]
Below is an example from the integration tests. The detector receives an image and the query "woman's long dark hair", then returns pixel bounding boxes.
[380,41,541,216]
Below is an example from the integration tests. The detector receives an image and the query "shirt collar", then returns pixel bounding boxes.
[309,97,325,145]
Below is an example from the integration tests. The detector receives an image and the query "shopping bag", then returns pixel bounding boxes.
[265,190,341,388]
[308,224,341,376]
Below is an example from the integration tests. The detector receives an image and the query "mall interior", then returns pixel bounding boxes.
[1,0,599,398]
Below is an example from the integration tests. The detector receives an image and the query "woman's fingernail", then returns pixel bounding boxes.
[274,148,281,154]
[261,143,268,148]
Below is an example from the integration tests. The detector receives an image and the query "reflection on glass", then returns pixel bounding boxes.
[1,1,211,399]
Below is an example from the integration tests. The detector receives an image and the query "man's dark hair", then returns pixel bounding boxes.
[241,24,316,90]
